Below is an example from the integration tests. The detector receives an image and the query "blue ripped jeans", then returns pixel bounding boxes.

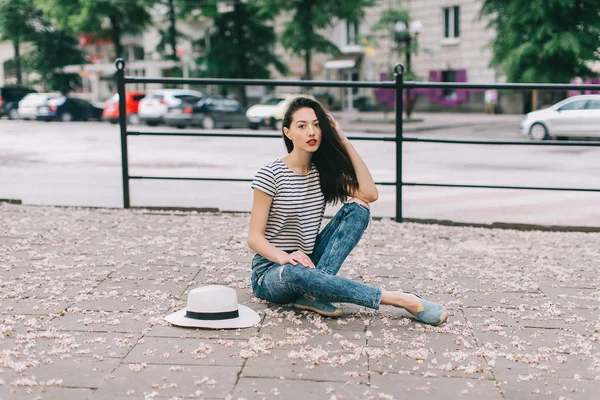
[251,202,382,309]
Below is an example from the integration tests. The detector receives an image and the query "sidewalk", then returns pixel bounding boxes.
[330,111,523,133]
[0,204,598,400]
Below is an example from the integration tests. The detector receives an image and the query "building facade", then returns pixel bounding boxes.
[2,0,596,112]
[263,0,510,112]
[281,0,510,112]
[0,0,502,109]
[309,0,597,113]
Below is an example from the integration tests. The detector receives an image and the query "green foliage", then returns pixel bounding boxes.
[0,0,38,42]
[154,0,192,61]
[371,7,420,74]
[0,0,84,91]
[194,0,287,80]
[38,0,156,34]
[24,27,86,93]
[480,0,600,83]
[155,26,187,60]
[268,0,376,79]
[37,0,159,58]
[47,73,82,94]
[371,8,416,54]
[0,0,40,83]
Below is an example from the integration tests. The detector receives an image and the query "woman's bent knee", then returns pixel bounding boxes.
[280,264,313,285]
[345,199,371,230]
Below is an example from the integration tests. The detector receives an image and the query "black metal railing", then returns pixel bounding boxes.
[115,59,600,223]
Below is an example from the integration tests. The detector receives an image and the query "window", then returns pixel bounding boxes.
[3,59,17,84]
[443,6,460,38]
[134,46,145,61]
[124,45,145,62]
[346,20,359,46]
[585,100,600,109]
[558,100,587,111]
[442,70,457,100]
[222,99,241,111]
[175,95,202,103]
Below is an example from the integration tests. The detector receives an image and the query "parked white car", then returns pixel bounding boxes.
[246,94,316,130]
[138,89,204,126]
[520,95,600,140]
[18,93,61,120]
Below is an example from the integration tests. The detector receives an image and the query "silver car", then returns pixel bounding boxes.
[520,95,600,140]
[138,89,204,126]
[18,93,61,120]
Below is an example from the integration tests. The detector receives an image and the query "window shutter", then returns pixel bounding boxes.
[374,72,394,108]
[444,8,450,38]
[454,6,460,37]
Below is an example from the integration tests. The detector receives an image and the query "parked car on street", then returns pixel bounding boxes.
[163,96,248,129]
[36,96,103,122]
[102,91,146,124]
[138,89,204,126]
[520,95,600,140]
[0,86,36,119]
[18,93,62,120]
[246,94,315,130]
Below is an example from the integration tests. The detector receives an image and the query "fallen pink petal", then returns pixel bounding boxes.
[0,203,598,398]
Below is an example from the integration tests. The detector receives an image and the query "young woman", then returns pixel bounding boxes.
[247,97,447,326]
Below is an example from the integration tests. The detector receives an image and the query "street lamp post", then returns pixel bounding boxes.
[394,20,422,118]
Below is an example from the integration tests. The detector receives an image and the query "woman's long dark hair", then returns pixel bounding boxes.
[282,97,359,205]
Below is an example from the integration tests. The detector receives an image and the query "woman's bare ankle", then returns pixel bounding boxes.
[380,290,407,306]
[380,290,420,314]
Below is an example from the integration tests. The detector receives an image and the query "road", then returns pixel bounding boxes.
[1,116,600,227]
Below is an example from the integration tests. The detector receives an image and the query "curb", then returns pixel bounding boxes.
[69,205,600,233]
[3,204,599,233]
[357,121,514,134]
[400,218,600,233]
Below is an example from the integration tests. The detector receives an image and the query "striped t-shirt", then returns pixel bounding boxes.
[251,158,325,254]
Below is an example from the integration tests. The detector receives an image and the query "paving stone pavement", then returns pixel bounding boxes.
[0,203,599,400]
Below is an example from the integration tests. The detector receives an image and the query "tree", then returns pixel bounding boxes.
[24,27,86,93]
[0,0,84,91]
[269,0,375,80]
[372,7,421,118]
[38,0,159,59]
[165,0,178,60]
[155,0,188,61]
[0,0,39,84]
[480,0,600,84]
[194,0,287,105]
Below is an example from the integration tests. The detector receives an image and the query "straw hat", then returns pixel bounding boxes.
[164,285,260,329]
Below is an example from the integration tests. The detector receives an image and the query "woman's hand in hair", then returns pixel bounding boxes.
[280,250,315,269]
[327,113,348,143]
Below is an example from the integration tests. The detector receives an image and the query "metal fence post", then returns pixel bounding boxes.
[394,64,404,223]
[115,58,130,209]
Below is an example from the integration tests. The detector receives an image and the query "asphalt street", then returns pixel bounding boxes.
[1,116,600,227]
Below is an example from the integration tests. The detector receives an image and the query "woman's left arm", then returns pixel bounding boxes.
[330,115,379,203]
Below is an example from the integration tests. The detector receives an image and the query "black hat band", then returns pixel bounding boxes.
[185,309,239,320]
